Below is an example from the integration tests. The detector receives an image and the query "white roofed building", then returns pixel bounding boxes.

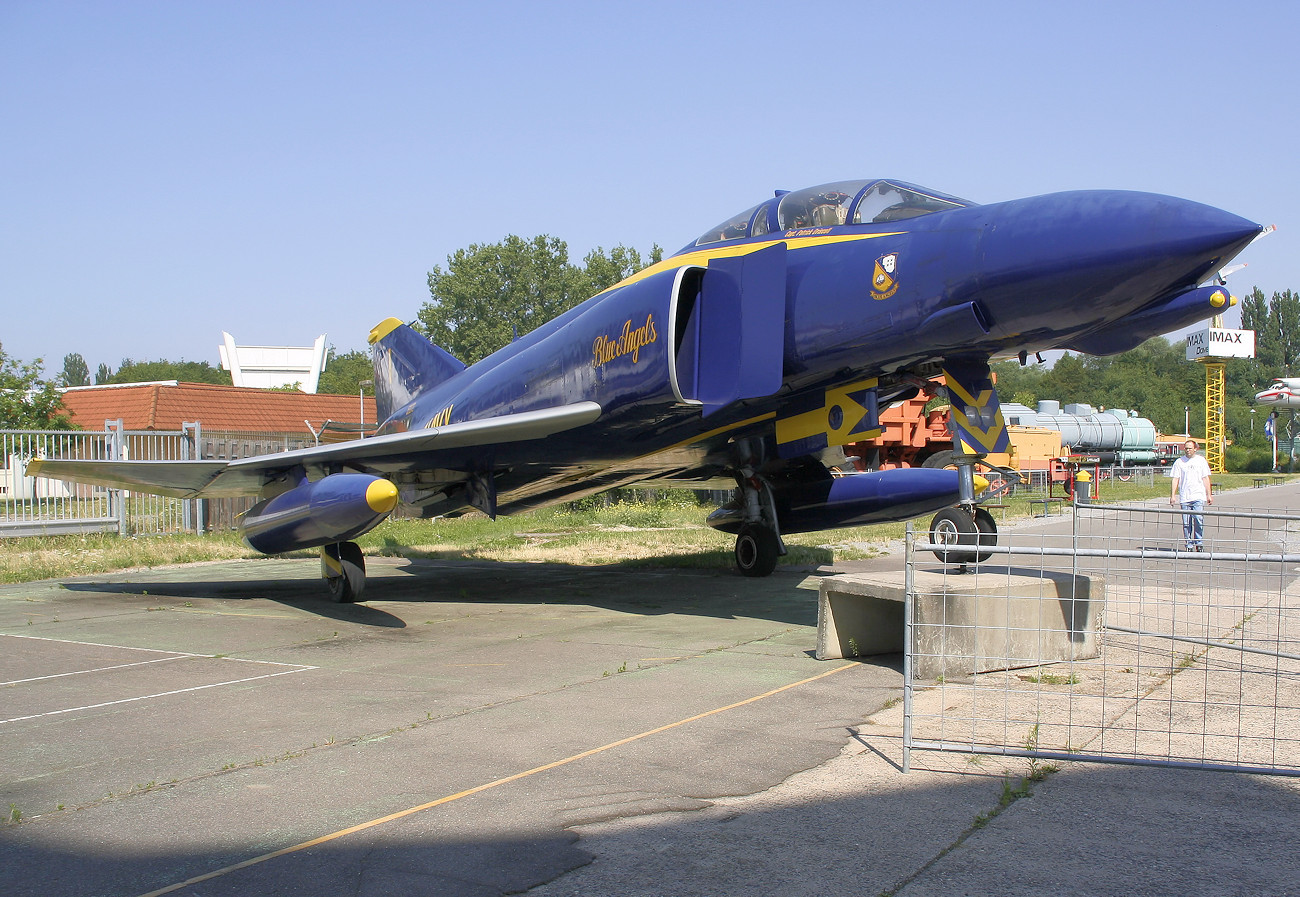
[219,332,328,393]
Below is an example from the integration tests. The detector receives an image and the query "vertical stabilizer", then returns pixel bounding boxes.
[368,318,466,423]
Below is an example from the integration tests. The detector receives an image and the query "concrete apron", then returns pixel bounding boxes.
[0,556,903,897]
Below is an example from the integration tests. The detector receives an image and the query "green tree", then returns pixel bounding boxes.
[1240,286,1300,386]
[0,344,73,428]
[105,358,232,386]
[421,235,585,364]
[316,347,374,396]
[577,243,663,297]
[95,362,112,385]
[59,353,91,388]
[1039,352,1090,402]
[990,359,1047,408]
[419,235,660,364]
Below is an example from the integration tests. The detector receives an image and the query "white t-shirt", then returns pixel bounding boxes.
[1172,453,1212,502]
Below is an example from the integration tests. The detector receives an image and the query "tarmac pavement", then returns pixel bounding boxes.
[3,484,1299,896]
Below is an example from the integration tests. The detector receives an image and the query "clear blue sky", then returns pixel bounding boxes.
[2,1,1296,377]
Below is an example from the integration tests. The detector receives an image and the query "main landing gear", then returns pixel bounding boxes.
[734,523,781,577]
[731,471,785,578]
[322,541,366,603]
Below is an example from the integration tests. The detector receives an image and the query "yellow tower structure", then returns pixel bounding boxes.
[1200,359,1226,473]
[1187,300,1253,476]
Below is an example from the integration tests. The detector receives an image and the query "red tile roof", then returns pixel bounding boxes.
[61,382,378,435]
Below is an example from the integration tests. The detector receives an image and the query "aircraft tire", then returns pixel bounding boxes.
[735,524,780,578]
[929,507,979,565]
[921,450,956,469]
[973,507,998,563]
[325,541,366,603]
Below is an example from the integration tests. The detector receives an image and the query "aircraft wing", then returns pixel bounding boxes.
[23,458,242,499]
[26,402,603,500]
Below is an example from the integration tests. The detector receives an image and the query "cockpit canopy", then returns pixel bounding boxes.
[692,179,973,248]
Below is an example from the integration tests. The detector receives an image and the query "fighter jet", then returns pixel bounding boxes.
[29,179,1263,600]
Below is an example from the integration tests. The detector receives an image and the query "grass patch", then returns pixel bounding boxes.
[3,476,1270,584]
[0,531,260,584]
[1019,671,1082,686]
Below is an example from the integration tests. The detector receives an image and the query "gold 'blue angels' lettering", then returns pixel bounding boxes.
[592,313,658,367]
[425,404,454,428]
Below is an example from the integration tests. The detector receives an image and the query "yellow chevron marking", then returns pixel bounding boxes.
[776,379,881,447]
[943,370,1006,451]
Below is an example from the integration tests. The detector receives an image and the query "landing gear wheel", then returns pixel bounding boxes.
[323,541,366,603]
[735,524,780,578]
[921,450,956,470]
[929,508,980,565]
[972,507,998,563]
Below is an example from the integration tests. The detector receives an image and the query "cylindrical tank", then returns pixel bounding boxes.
[1017,406,1159,460]
[1031,413,1124,450]
[1111,409,1158,463]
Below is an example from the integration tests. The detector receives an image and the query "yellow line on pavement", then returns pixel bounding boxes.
[138,661,857,896]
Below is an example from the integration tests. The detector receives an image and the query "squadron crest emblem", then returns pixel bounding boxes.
[870,252,899,300]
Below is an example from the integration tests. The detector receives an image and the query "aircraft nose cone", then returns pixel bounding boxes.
[973,190,1261,333]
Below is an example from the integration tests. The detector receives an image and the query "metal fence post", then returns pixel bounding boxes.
[106,419,126,536]
[903,519,914,774]
[182,421,204,534]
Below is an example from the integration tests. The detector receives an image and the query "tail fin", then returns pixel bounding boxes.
[368,318,466,423]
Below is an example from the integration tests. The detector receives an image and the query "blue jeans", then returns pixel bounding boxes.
[1181,500,1205,548]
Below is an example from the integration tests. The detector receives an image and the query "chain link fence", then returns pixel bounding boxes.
[903,500,1300,777]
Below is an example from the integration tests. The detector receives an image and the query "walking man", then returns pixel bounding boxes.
[1170,439,1213,551]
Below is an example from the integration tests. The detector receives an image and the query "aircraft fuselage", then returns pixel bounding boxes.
[373,182,1259,517]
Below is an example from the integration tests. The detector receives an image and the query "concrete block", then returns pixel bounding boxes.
[817,567,1102,679]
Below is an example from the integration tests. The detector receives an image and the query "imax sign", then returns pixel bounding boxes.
[1186,328,1256,360]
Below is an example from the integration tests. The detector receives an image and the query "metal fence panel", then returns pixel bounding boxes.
[1,424,199,537]
[2,429,119,536]
[903,502,1300,776]
[5,424,358,538]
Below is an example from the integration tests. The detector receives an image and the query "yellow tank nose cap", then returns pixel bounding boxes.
[366,478,399,513]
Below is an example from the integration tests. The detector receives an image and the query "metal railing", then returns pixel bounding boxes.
[2,422,200,537]
[3,424,342,538]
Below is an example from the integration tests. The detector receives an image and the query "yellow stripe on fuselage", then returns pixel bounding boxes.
[597,231,905,297]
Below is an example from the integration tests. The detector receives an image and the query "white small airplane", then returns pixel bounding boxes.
[1255,378,1300,408]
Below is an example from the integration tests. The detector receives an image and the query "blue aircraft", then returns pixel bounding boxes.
[29,179,1263,601]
